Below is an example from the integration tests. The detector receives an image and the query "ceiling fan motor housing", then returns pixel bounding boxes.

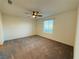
[33,11,39,16]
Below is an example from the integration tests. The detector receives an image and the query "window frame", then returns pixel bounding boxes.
[43,19,54,33]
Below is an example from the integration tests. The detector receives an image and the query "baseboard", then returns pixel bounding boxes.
[37,35,73,47]
[4,35,36,42]
[3,34,73,47]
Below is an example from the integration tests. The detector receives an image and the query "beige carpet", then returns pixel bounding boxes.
[0,35,73,59]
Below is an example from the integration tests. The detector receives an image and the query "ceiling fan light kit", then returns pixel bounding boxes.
[32,15,36,18]
[32,11,42,18]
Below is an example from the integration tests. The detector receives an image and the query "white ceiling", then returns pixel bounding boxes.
[0,0,79,18]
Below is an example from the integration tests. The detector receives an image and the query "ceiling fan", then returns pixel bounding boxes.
[32,11,42,18]
[25,11,43,18]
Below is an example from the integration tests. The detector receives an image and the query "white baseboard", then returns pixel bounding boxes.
[4,34,35,42]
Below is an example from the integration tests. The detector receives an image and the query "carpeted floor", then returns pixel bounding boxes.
[0,35,73,59]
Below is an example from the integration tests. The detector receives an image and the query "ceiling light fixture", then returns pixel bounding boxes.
[25,11,42,18]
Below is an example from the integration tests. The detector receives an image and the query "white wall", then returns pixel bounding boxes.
[1,10,77,46]
[0,12,4,44]
[74,6,79,59]
[2,14,36,41]
[37,10,77,46]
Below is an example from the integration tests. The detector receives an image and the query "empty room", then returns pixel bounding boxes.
[0,0,79,59]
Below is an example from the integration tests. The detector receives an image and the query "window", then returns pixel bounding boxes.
[43,20,54,33]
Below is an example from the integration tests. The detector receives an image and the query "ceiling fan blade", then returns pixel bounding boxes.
[37,15,42,17]
[25,8,35,13]
[25,12,31,14]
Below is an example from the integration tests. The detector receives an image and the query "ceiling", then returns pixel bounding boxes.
[0,0,79,18]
